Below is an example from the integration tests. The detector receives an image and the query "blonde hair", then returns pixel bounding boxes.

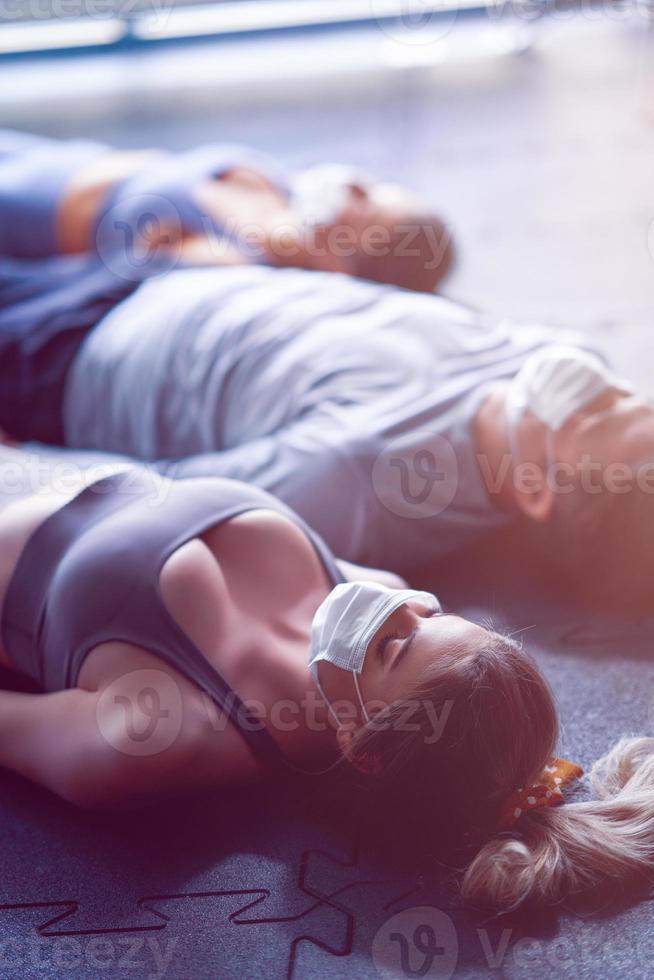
[463,736,654,911]
[347,633,654,912]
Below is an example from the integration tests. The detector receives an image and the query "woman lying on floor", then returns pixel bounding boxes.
[0,448,652,913]
[0,129,453,292]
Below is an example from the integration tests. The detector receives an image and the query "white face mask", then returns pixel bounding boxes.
[309,581,441,726]
[291,164,364,226]
[505,345,630,461]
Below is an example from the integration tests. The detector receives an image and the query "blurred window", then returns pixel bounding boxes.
[0,1,480,56]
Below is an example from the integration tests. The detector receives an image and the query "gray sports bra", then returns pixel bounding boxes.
[0,468,344,766]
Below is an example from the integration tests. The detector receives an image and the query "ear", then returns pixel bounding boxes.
[513,478,555,523]
[335,725,382,775]
[509,415,555,524]
[511,448,554,524]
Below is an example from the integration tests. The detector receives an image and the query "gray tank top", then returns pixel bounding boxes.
[1,468,344,766]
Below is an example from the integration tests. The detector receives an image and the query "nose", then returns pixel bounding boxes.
[395,598,435,631]
[407,593,438,613]
[579,387,624,417]
[377,603,414,641]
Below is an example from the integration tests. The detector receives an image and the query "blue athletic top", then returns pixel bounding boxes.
[0,468,344,765]
[0,130,108,259]
[0,130,289,261]
[93,142,290,262]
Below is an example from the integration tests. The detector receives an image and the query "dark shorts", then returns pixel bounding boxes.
[0,255,154,444]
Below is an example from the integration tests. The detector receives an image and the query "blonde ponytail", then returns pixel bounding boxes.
[462,737,654,912]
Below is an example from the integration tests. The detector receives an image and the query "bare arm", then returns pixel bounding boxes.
[0,686,119,806]
[57,149,165,254]
[0,669,217,810]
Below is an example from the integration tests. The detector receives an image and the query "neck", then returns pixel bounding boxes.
[265,668,342,767]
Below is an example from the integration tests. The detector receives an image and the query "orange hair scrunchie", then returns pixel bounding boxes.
[499,757,584,831]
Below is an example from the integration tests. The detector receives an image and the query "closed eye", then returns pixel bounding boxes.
[391,608,446,669]
[376,631,399,662]
[375,609,448,666]
[377,608,442,663]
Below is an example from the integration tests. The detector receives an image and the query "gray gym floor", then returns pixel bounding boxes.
[2,11,654,978]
